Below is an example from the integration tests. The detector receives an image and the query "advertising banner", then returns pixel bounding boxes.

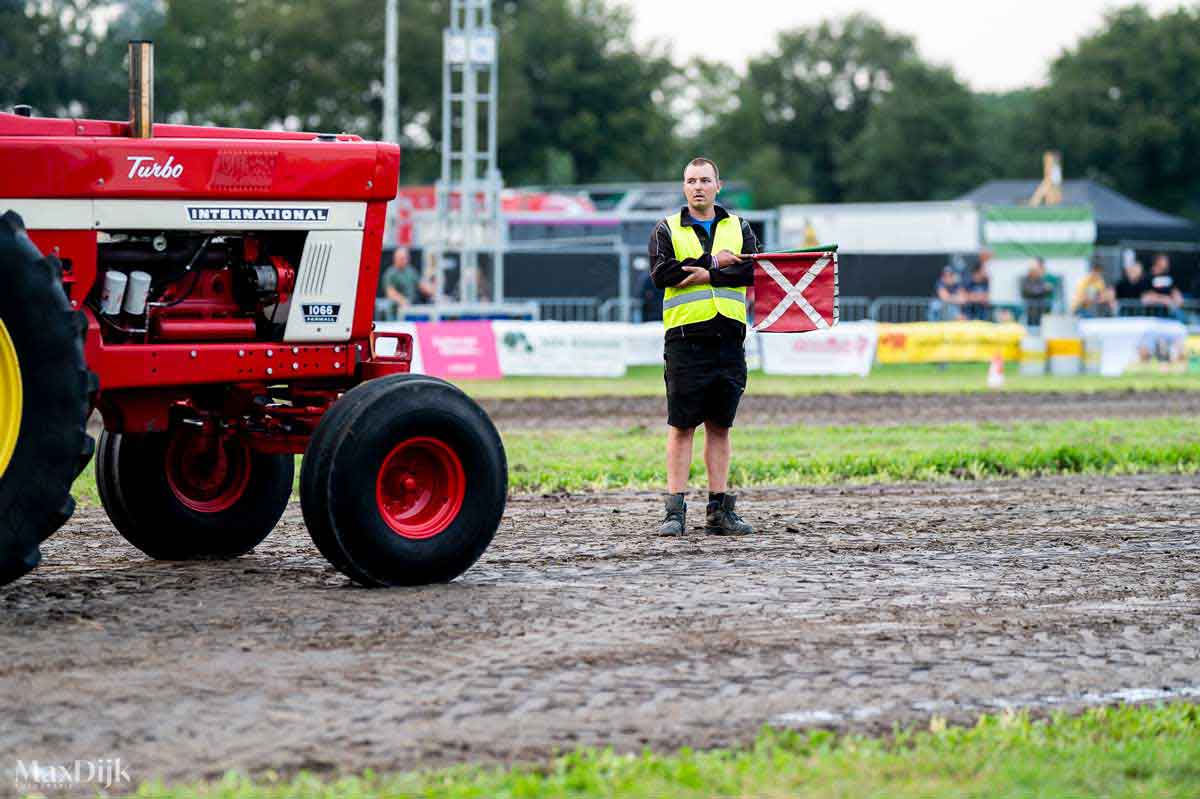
[626,322,666,366]
[625,323,761,370]
[493,321,628,377]
[876,321,1025,364]
[372,321,424,374]
[759,321,877,376]
[413,321,502,380]
[1078,317,1188,376]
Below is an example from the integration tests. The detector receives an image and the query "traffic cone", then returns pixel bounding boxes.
[987,352,1005,388]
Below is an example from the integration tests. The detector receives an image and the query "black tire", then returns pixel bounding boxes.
[0,211,93,586]
[96,429,293,560]
[301,374,507,587]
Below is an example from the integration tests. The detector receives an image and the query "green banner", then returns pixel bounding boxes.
[982,205,1095,259]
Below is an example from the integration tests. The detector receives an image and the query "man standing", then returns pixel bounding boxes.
[649,157,759,537]
[1143,253,1185,319]
[1020,257,1054,326]
[382,247,430,308]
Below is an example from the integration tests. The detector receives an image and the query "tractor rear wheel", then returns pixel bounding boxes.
[96,428,293,560]
[300,374,507,587]
[0,211,93,586]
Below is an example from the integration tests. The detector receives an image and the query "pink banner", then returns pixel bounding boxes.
[414,321,501,380]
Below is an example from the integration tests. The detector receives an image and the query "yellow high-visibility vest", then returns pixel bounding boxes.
[663,211,747,330]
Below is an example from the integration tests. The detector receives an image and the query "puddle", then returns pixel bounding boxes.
[772,684,1200,728]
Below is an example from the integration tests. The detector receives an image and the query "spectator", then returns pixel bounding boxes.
[382,247,423,307]
[1142,253,1184,318]
[1020,256,1054,326]
[1115,260,1149,309]
[1071,260,1117,317]
[930,265,966,321]
[963,252,991,320]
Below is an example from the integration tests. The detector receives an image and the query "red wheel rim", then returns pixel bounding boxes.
[375,436,465,540]
[165,430,252,513]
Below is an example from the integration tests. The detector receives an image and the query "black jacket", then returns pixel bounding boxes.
[648,205,760,341]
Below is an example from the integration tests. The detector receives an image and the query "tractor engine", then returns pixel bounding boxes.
[93,232,298,345]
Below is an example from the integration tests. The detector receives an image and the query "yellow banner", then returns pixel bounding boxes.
[876,321,1025,364]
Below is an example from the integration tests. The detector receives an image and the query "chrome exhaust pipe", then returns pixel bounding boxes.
[128,40,154,138]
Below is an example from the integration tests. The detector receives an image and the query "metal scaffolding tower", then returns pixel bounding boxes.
[381,0,399,245]
[432,0,503,303]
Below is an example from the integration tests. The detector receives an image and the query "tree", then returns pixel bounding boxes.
[973,89,1040,181]
[837,61,983,202]
[1032,5,1200,219]
[701,14,921,205]
[0,0,125,117]
[494,0,680,184]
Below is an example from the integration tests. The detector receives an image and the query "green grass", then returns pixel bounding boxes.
[124,704,1200,798]
[454,363,1200,400]
[502,417,1200,492]
[71,417,1200,503]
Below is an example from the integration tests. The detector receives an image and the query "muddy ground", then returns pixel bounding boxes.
[480,389,1200,429]
[2,472,1199,793]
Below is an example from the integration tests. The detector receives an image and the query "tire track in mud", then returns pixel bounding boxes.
[480,389,1200,429]
[1,473,1199,788]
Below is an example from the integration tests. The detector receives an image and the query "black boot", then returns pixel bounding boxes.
[658,494,687,536]
[706,494,753,536]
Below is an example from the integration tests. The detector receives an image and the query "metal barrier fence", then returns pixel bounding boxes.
[839,296,870,322]
[1114,299,1199,324]
[868,297,934,323]
[506,296,600,322]
[600,297,641,322]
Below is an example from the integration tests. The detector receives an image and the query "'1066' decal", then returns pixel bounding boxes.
[302,304,340,323]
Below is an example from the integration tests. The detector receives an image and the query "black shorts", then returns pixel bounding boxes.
[663,337,747,429]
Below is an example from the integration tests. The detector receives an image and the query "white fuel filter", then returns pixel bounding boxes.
[100,271,128,316]
[123,270,153,315]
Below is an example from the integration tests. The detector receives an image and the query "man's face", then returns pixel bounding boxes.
[1030,261,1044,277]
[393,248,410,270]
[1153,255,1169,274]
[683,162,720,214]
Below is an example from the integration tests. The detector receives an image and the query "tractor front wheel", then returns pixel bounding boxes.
[96,428,293,560]
[301,374,507,587]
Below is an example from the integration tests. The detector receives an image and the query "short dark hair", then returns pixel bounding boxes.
[685,157,719,181]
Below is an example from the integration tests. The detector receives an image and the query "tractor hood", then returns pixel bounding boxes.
[0,112,400,202]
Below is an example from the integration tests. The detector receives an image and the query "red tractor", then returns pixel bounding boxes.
[0,42,507,587]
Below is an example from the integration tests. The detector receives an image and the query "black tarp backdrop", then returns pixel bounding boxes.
[835,254,955,301]
[380,249,620,300]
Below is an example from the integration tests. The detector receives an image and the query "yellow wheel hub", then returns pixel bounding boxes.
[0,318,21,480]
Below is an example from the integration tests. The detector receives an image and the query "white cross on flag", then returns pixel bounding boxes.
[751,251,839,333]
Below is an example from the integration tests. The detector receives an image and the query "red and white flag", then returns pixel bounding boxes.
[751,251,839,333]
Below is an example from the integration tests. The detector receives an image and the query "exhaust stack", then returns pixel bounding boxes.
[128,40,154,138]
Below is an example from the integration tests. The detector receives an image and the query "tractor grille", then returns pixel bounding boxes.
[297,240,334,296]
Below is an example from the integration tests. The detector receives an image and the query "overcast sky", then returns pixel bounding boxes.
[628,0,1184,91]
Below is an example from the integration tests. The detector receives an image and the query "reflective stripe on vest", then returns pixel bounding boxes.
[663,212,747,330]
